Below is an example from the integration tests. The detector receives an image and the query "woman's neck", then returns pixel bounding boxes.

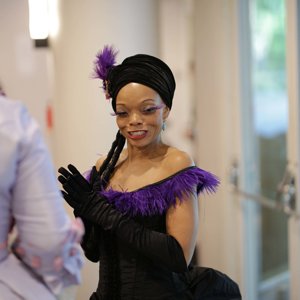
[125,142,168,163]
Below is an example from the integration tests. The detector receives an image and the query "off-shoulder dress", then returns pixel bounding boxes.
[83,166,241,300]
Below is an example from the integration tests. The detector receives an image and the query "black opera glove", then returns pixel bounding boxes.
[58,164,188,273]
[58,165,101,262]
[58,164,98,214]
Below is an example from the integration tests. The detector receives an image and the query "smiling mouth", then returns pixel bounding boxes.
[128,130,147,138]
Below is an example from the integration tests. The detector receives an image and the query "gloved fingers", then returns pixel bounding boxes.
[58,173,82,196]
[67,164,91,190]
[90,166,100,178]
[89,166,99,181]
[58,174,68,185]
[60,190,78,208]
[67,164,81,176]
[89,166,102,190]
[62,181,81,199]
[58,166,72,179]
[58,165,89,193]
[69,164,100,183]
[64,174,90,195]
[73,173,91,191]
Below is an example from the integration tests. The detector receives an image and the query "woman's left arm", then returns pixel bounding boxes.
[166,190,199,265]
[164,149,199,265]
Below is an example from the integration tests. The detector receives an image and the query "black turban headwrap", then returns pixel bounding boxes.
[107,54,176,111]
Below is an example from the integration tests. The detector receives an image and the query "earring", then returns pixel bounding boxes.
[162,121,166,131]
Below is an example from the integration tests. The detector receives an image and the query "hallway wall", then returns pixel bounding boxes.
[0,0,51,141]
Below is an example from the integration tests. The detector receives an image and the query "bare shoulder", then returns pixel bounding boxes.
[163,147,195,174]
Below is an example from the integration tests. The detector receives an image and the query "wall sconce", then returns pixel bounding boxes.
[28,0,49,47]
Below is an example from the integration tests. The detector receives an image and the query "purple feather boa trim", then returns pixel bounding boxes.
[93,45,118,98]
[86,166,219,217]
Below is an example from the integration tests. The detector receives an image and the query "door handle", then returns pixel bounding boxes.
[276,167,296,215]
[229,161,299,218]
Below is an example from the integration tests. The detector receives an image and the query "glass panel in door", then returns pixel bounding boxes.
[245,0,289,299]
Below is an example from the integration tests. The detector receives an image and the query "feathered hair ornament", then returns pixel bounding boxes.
[93,45,118,99]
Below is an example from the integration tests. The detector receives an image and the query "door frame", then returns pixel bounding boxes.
[285,0,300,299]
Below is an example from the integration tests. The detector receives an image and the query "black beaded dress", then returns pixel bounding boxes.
[82,166,241,300]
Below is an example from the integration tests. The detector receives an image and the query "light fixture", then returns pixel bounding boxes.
[28,0,49,47]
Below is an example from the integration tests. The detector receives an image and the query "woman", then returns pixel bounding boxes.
[0,93,84,299]
[58,46,241,300]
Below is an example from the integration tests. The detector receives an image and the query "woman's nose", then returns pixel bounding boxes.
[129,112,142,125]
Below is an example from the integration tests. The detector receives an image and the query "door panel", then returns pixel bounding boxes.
[238,0,291,299]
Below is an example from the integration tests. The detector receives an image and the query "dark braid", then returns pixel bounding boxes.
[98,132,120,177]
[100,131,126,187]
[99,131,125,298]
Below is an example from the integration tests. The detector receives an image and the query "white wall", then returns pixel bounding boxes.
[158,0,195,157]
[0,0,51,139]
[194,0,242,288]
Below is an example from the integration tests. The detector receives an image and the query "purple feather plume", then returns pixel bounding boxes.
[86,166,220,217]
[93,45,118,98]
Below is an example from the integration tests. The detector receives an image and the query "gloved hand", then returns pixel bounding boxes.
[58,165,100,262]
[58,164,96,213]
[58,164,188,273]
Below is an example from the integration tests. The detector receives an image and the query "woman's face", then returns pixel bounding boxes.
[115,82,169,148]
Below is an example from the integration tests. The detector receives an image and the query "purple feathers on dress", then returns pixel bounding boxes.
[98,167,220,217]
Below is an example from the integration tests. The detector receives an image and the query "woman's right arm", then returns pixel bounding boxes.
[79,156,106,262]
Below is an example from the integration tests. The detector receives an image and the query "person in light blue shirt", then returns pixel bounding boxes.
[0,94,84,300]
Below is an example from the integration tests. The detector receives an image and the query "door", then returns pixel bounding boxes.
[236,0,300,299]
